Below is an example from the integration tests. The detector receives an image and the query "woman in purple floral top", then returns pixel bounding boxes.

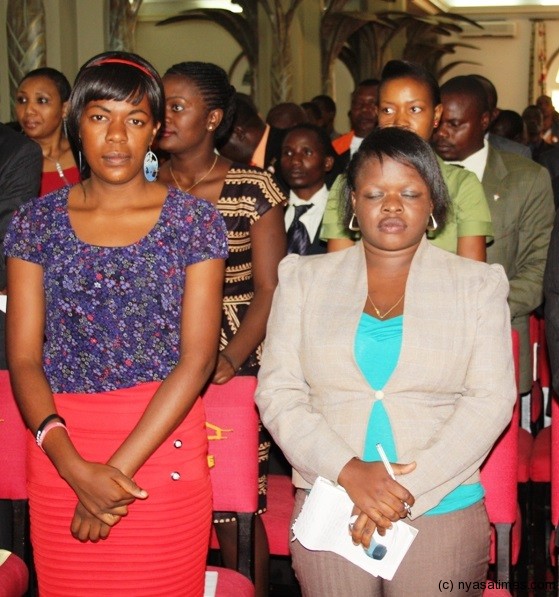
[5,52,227,597]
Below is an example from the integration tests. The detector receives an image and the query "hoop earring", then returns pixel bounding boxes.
[427,213,438,231]
[349,213,360,232]
[144,147,159,182]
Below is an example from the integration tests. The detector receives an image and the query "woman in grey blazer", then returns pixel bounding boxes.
[256,128,516,596]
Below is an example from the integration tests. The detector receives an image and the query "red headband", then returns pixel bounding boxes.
[93,58,154,79]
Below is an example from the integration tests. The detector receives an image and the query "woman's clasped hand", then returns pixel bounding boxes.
[339,458,415,547]
[64,459,148,542]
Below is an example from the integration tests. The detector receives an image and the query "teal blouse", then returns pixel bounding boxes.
[355,312,483,516]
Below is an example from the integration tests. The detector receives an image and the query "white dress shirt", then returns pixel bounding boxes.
[448,139,489,182]
[285,185,329,244]
[350,136,364,158]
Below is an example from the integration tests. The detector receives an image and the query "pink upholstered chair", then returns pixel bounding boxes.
[206,565,254,596]
[204,377,259,593]
[480,330,521,583]
[0,371,29,562]
[0,550,28,597]
[261,474,294,558]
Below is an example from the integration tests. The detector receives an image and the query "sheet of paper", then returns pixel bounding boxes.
[204,570,218,597]
[292,476,418,580]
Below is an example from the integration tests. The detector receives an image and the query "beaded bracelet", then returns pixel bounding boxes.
[220,352,238,372]
[35,413,66,447]
[36,420,69,453]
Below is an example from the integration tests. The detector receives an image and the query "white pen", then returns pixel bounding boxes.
[376,442,412,516]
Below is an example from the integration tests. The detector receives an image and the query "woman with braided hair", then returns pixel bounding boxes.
[158,61,287,596]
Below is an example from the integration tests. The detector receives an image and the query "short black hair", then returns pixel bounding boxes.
[300,101,322,123]
[440,76,489,114]
[469,74,497,112]
[490,109,524,141]
[311,94,336,115]
[229,92,262,129]
[19,67,72,102]
[281,123,336,158]
[344,127,449,229]
[67,51,164,179]
[358,78,381,88]
[164,61,236,144]
[380,60,441,107]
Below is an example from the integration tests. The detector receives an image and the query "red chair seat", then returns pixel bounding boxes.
[0,550,28,597]
[529,426,551,482]
[210,474,295,557]
[261,474,295,556]
[206,565,254,596]
[0,371,27,500]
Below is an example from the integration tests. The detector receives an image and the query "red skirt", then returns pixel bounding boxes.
[27,382,212,597]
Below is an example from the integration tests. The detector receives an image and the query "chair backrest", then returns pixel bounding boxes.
[0,371,27,499]
[204,376,259,581]
[204,377,259,513]
[480,330,520,524]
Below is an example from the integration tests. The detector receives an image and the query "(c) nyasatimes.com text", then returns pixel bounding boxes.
[438,579,557,592]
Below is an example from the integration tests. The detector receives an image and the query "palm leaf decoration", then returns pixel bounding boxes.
[156,2,258,93]
[321,2,400,92]
[321,3,483,90]
[156,0,483,100]
[377,11,483,76]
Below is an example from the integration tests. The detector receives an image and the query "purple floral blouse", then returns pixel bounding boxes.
[4,186,228,394]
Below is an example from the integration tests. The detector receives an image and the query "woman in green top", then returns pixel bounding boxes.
[322,60,492,260]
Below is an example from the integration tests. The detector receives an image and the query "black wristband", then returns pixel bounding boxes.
[36,413,66,438]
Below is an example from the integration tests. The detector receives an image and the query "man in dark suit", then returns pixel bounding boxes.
[332,79,380,169]
[0,123,42,367]
[279,124,335,255]
[433,76,555,395]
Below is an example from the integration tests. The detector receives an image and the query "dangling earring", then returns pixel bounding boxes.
[427,213,438,231]
[349,213,360,232]
[144,147,159,182]
[78,149,83,174]
[63,118,69,139]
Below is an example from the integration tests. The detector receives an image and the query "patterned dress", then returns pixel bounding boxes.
[212,164,287,519]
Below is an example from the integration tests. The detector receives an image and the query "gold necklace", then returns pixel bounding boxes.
[367,293,405,320]
[170,154,219,193]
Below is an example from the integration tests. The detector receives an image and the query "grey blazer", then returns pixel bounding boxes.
[488,133,532,160]
[483,145,555,392]
[256,238,516,518]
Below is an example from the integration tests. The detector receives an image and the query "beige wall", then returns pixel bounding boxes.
[135,20,244,88]
[440,16,559,114]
